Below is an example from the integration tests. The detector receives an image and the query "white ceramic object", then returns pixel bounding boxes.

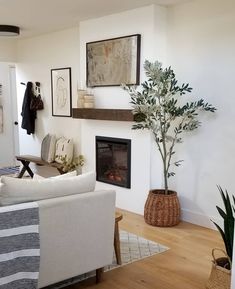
[77,89,87,108]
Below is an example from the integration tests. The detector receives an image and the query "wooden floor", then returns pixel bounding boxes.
[68,209,223,289]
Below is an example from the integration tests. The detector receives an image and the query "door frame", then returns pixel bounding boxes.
[9,65,19,164]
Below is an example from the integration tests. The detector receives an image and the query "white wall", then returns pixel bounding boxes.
[0,39,17,62]
[14,1,235,227]
[79,5,167,109]
[167,0,235,227]
[15,5,167,214]
[79,5,167,214]
[16,27,82,157]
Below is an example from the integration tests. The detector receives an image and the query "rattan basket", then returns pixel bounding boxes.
[144,189,180,227]
[206,248,231,289]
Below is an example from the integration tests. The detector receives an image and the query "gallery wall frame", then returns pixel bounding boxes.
[86,34,141,87]
[51,67,72,117]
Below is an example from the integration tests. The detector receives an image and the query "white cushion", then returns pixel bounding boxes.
[55,137,73,164]
[33,170,77,180]
[0,171,96,206]
[41,134,57,163]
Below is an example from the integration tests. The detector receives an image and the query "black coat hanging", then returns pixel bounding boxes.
[21,81,37,135]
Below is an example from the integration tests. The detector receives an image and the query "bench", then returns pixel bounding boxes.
[16,155,63,178]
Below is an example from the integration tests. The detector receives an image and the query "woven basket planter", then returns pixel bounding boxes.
[206,249,231,289]
[144,189,180,227]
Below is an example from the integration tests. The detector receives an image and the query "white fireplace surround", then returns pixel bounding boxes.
[81,119,152,215]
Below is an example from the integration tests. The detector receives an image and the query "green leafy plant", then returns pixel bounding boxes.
[212,186,234,263]
[123,60,216,194]
[57,155,85,173]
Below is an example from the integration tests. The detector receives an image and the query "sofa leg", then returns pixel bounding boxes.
[96,267,104,283]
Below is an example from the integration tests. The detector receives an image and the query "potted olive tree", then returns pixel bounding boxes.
[123,60,216,226]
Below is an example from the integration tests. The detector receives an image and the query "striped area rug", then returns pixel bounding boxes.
[47,230,169,289]
[0,166,19,176]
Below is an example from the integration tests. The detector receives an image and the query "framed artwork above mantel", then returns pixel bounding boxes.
[86,34,141,87]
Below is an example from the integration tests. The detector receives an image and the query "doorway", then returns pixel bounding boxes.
[0,63,19,167]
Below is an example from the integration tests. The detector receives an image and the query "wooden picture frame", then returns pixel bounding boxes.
[86,34,141,87]
[51,67,72,117]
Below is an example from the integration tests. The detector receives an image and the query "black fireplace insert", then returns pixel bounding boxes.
[96,136,131,188]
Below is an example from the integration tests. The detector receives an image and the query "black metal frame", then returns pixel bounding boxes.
[51,67,72,117]
[86,34,141,87]
[95,136,131,189]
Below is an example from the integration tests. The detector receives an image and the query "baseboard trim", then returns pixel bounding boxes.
[118,207,221,230]
[181,208,221,229]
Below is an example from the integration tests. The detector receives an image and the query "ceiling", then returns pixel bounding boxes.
[0,0,193,38]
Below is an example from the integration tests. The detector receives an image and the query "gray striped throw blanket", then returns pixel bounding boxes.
[0,202,40,288]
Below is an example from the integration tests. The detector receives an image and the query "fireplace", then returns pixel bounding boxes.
[96,136,131,188]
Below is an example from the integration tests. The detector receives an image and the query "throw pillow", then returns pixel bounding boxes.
[55,137,74,164]
[41,134,57,163]
[0,171,96,206]
[33,170,77,180]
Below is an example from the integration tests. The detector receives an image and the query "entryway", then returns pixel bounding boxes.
[0,63,19,167]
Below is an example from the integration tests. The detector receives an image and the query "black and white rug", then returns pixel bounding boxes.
[0,166,19,176]
[47,230,169,289]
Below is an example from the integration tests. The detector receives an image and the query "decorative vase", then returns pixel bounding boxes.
[83,94,95,108]
[77,89,87,108]
[144,189,180,227]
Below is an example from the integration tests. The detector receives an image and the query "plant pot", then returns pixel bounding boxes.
[206,249,231,289]
[144,189,180,227]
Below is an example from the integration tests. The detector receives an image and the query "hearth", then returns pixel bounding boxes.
[96,136,131,188]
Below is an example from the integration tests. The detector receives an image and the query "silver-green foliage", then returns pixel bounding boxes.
[123,60,216,194]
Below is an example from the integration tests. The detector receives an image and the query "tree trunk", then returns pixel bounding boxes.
[163,155,168,195]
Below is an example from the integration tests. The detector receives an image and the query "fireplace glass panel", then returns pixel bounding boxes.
[96,136,131,188]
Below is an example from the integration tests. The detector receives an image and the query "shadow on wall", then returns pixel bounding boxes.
[179,195,221,229]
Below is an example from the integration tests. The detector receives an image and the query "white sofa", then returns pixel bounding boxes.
[0,172,116,288]
[38,189,116,288]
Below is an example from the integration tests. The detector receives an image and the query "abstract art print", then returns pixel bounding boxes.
[51,67,72,117]
[86,34,141,87]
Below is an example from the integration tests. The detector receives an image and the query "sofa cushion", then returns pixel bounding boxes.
[55,137,73,164]
[0,171,96,206]
[33,170,77,180]
[41,134,57,163]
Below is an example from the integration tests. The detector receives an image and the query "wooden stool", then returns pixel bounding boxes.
[114,211,123,265]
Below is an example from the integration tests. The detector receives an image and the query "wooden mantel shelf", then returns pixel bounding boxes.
[72,108,133,121]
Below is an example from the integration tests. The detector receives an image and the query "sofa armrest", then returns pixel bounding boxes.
[37,190,116,288]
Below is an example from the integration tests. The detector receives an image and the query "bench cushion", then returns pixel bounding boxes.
[55,137,73,164]
[41,134,57,163]
[0,171,96,206]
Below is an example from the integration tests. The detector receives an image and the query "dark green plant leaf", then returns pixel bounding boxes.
[216,206,226,219]
[213,186,235,261]
[212,221,232,259]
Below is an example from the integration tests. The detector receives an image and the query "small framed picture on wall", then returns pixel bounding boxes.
[51,67,72,117]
